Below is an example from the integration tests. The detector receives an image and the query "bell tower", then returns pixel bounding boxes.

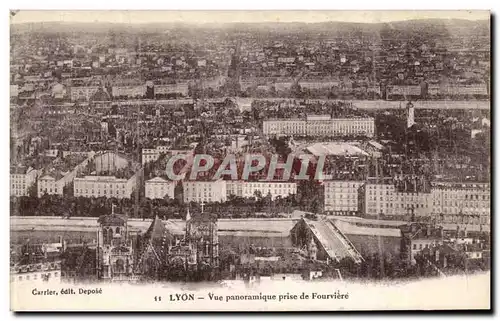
[406,101,415,128]
[97,205,134,281]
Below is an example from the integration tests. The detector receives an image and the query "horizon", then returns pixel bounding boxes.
[10,10,490,25]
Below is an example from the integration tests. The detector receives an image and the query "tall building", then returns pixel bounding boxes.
[10,166,38,196]
[37,154,93,197]
[74,174,139,199]
[97,209,135,282]
[431,182,490,225]
[360,180,490,225]
[69,86,100,101]
[324,181,364,215]
[134,215,173,279]
[407,101,415,128]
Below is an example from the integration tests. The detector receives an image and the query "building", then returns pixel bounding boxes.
[406,101,415,128]
[145,177,176,200]
[134,215,174,280]
[360,180,490,224]
[11,166,38,196]
[185,212,219,269]
[430,182,490,225]
[10,85,19,97]
[74,174,139,199]
[111,85,146,98]
[94,151,131,173]
[400,223,444,264]
[324,181,364,215]
[226,180,297,200]
[37,155,93,197]
[361,182,432,218]
[154,84,189,97]
[290,218,364,264]
[70,86,100,101]
[97,211,136,282]
[183,180,227,204]
[263,116,375,138]
[262,119,306,136]
[134,210,219,281]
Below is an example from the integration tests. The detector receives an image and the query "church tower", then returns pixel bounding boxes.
[406,101,415,128]
[97,205,135,281]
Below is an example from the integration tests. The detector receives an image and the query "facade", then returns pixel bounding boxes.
[145,177,176,200]
[70,86,100,101]
[111,85,146,98]
[226,180,297,200]
[185,213,219,269]
[262,116,375,138]
[37,156,92,197]
[94,152,130,173]
[407,101,415,128]
[400,223,444,264]
[155,84,189,97]
[387,85,422,97]
[324,181,364,215]
[97,212,136,282]
[74,174,139,199]
[183,180,227,203]
[430,182,490,225]
[362,182,433,218]
[10,241,63,285]
[361,181,490,224]
[11,166,38,196]
[10,261,62,284]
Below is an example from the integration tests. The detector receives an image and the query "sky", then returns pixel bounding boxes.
[10,10,490,25]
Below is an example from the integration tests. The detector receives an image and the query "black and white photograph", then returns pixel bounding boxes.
[8,10,491,311]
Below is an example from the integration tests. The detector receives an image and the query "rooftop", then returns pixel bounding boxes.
[306,142,369,157]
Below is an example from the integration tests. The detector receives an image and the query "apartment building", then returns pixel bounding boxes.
[145,177,176,200]
[111,85,146,98]
[361,181,490,224]
[154,83,189,97]
[263,116,375,138]
[324,180,364,215]
[73,173,139,199]
[183,180,227,204]
[70,86,100,101]
[10,166,38,197]
[226,180,297,200]
[431,182,490,225]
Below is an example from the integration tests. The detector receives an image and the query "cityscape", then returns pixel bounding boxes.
[10,14,490,288]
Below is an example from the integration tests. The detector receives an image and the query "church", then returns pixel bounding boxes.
[96,206,219,283]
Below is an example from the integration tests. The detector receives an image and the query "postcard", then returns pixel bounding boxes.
[9,10,491,311]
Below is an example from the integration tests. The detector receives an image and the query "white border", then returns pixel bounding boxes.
[1,1,497,320]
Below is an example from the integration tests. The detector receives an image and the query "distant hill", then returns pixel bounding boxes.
[10,18,490,39]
